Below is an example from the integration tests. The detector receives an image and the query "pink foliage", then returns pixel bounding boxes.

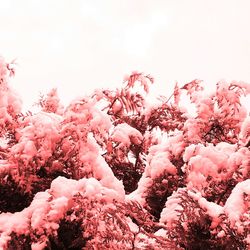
[0,57,249,249]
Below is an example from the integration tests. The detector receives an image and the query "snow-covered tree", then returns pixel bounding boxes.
[0,56,249,249]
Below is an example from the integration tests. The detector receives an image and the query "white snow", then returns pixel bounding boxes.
[78,133,125,196]
[184,142,249,190]
[183,144,198,162]
[154,228,167,237]
[11,111,61,166]
[0,211,30,235]
[188,190,223,228]
[224,179,250,226]
[47,196,69,221]
[160,190,183,227]
[127,217,139,233]
[146,151,177,178]
[111,123,143,147]
[31,241,47,250]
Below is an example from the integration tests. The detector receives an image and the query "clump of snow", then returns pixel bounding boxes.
[77,133,125,196]
[166,132,186,157]
[126,217,139,233]
[183,142,248,191]
[65,96,112,135]
[30,191,51,234]
[217,230,226,238]
[146,150,176,178]
[183,144,197,163]
[146,132,185,179]
[31,241,47,250]
[111,123,143,147]
[160,190,183,227]
[47,196,69,222]
[11,112,61,166]
[90,107,112,135]
[0,210,30,236]
[0,232,11,250]
[50,176,79,198]
[154,228,167,237]
[224,179,250,227]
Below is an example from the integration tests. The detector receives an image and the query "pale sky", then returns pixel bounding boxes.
[1,0,250,110]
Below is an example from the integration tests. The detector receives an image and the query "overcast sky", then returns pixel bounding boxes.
[1,0,250,109]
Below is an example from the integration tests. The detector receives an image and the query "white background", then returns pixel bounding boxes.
[1,0,250,110]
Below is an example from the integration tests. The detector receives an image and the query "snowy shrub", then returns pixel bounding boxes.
[160,188,248,249]
[0,176,175,249]
[128,132,186,219]
[183,142,250,205]
[0,55,249,249]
